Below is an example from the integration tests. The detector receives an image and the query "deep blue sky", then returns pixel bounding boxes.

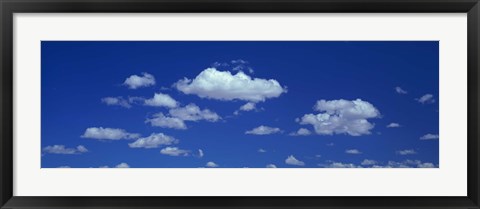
[41,41,439,168]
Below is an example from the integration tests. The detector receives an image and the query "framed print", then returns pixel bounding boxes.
[1,0,479,208]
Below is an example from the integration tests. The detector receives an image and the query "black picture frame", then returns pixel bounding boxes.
[1,0,479,208]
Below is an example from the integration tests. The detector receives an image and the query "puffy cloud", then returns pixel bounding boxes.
[198,149,204,158]
[345,149,362,154]
[240,102,256,111]
[396,149,416,155]
[123,73,155,89]
[43,145,88,154]
[246,125,282,135]
[361,159,377,166]
[206,161,219,167]
[387,123,401,128]
[174,68,286,102]
[101,97,131,108]
[258,148,267,153]
[169,104,220,122]
[297,99,380,136]
[145,113,187,129]
[266,164,277,168]
[285,155,305,166]
[144,93,178,108]
[115,163,130,168]
[129,133,178,148]
[289,128,311,136]
[160,147,190,156]
[395,86,408,94]
[420,133,439,140]
[416,94,435,104]
[81,127,140,140]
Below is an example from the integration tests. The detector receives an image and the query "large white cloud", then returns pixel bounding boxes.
[101,97,131,108]
[160,147,190,156]
[169,103,220,122]
[81,127,140,140]
[43,145,88,154]
[123,73,155,89]
[285,155,305,166]
[129,133,178,148]
[245,125,282,135]
[144,93,178,108]
[174,68,286,102]
[145,113,187,129]
[297,99,380,136]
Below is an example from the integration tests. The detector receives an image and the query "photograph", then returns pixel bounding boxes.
[41,41,439,168]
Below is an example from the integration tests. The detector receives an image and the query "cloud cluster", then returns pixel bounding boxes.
[123,73,155,89]
[144,93,178,108]
[43,145,88,154]
[174,68,286,102]
[129,133,178,148]
[246,125,282,135]
[160,147,190,156]
[325,162,360,168]
[101,97,131,108]
[420,133,439,140]
[297,99,380,136]
[169,103,220,122]
[285,155,305,166]
[81,127,140,140]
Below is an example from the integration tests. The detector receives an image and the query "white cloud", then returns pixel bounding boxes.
[169,103,220,122]
[258,148,267,153]
[387,123,401,128]
[325,162,360,168]
[361,159,377,166]
[381,160,437,168]
[289,128,311,136]
[43,145,88,154]
[123,72,155,89]
[345,149,362,154]
[129,133,178,148]
[396,149,416,155]
[266,164,277,168]
[115,163,130,168]
[297,99,380,136]
[395,86,408,94]
[160,147,190,156]
[101,97,131,108]
[81,127,140,140]
[246,125,282,135]
[417,94,435,104]
[240,102,256,111]
[174,68,286,102]
[144,93,178,108]
[145,113,187,129]
[206,161,219,167]
[198,149,204,158]
[285,155,305,166]
[420,133,439,140]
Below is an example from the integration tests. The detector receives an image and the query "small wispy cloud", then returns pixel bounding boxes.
[386,123,401,128]
[81,127,140,140]
[43,145,88,154]
[396,149,416,155]
[416,94,435,104]
[258,148,267,153]
[395,86,408,94]
[266,164,277,168]
[246,125,282,135]
[129,133,178,149]
[345,149,362,154]
[101,97,131,108]
[420,133,439,140]
[160,147,190,156]
[289,128,311,136]
[115,163,130,168]
[206,161,219,168]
